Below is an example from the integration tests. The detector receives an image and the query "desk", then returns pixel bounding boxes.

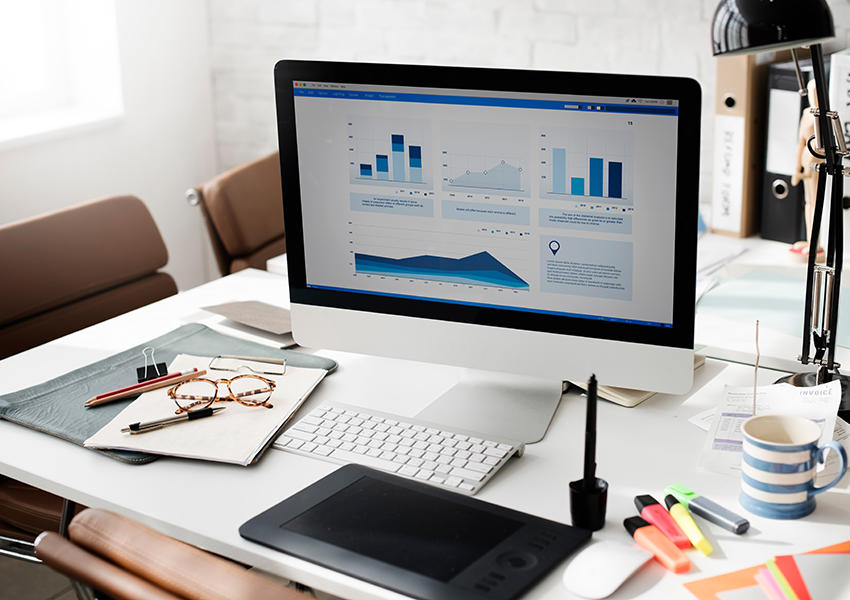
[1,268,849,600]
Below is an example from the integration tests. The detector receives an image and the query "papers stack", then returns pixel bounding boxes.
[85,354,326,465]
[685,540,850,600]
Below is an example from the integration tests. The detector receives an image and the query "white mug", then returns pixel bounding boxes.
[740,414,847,520]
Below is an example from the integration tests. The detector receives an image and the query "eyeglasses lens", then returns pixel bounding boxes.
[229,376,273,405]
[172,380,217,412]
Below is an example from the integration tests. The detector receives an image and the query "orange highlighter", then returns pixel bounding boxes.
[624,516,691,573]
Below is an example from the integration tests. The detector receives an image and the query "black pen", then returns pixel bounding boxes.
[121,406,226,434]
[583,374,597,492]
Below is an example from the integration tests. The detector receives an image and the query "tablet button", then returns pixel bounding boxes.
[496,551,538,571]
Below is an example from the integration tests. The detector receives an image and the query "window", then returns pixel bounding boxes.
[0,0,123,149]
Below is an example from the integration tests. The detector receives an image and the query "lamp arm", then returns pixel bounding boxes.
[802,44,845,375]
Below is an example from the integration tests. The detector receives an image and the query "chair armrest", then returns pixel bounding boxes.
[68,509,307,600]
[35,531,183,600]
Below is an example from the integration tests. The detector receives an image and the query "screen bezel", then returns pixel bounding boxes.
[274,59,700,351]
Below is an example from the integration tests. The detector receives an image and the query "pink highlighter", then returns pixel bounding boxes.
[634,495,690,549]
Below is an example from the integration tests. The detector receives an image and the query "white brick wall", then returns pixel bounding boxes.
[208,0,850,212]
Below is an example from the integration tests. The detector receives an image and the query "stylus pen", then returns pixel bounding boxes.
[583,374,597,492]
[121,406,226,434]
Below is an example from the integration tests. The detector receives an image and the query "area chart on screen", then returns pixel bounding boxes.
[441,121,530,198]
[354,251,530,290]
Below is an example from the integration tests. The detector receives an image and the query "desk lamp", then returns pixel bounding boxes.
[712,0,850,419]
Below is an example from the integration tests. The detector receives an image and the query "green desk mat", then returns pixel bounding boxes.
[0,323,337,464]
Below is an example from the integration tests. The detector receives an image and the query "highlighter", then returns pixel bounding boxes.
[623,516,691,573]
[634,495,689,549]
[664,494,713,556]
[664,484,749,535]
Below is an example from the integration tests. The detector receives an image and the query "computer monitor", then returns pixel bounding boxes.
[274,60,700,443]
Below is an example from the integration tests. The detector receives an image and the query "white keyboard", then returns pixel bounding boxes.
[275,402,525,495]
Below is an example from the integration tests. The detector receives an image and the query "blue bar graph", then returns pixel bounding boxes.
[348,117,429,186]
[549,150,625,201]
[409,146,422,183]
[376,155,389,180]
[392,134,405,182]
[589,158,603,197]
[570,177,584,195]
[553,148,566,194]
[609,162,622,198]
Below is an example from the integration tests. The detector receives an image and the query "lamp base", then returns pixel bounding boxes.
[774,371,850,422]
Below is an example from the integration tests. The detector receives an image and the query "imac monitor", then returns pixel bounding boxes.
[274,60,700,443]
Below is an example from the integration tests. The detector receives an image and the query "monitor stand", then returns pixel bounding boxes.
[414,369,564,444]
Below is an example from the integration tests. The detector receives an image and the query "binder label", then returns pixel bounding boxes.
[712,114,745,233]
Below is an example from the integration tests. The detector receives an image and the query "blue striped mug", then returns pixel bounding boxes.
[740,414,847,519]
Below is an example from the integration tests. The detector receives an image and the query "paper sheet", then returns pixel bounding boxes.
[202,300,292,335]
[85,354,326,465]
[793,554,850,599]
[698,381,842,476]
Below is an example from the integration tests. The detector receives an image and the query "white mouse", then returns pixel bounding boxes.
[562,540,654,599]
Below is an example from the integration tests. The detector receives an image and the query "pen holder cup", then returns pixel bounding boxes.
[740,414,848,520]
[569,478,608,531]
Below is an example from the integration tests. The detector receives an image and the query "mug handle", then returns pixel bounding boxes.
[810,441,849,496]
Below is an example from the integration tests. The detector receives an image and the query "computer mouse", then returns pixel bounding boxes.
[562,540,654,599]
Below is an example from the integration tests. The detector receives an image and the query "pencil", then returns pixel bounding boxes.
[85,369,206,407]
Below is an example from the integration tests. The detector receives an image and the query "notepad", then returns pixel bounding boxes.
[85,354,327,465]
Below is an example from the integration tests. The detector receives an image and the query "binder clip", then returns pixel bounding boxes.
[137,347,167,383]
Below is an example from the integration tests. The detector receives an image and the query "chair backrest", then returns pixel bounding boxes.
[187,152,286,276]
[0,195,177,359]
[35,508,309,600]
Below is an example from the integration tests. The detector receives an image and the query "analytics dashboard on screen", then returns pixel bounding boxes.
[292,81,680,329]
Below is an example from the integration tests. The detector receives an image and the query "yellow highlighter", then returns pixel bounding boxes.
[664,494,713,556]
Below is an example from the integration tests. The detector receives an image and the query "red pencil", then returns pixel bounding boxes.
[93,368,198,400]
[86,369,202,407]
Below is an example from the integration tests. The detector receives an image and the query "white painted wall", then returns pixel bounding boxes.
[207,0,850,225]
[4,0,850,293]
[0,0,218,289]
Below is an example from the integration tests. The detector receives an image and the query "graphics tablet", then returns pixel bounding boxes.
[239,465,591,600]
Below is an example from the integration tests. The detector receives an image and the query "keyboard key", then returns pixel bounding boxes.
[286,430,316,442]
[328,448,401,473]
[465,461,492,474]
[450,467,486,482]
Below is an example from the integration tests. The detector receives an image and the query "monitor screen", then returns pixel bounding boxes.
[275,61,700,442]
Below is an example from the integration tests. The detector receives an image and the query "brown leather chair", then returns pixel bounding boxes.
[0,194,178,360]
[0,195,177,562]
[186,152,286,277]
[35,508,311,600]
[0,476,84,555]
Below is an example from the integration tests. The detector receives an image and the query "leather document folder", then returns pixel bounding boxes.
[0,323,337,464]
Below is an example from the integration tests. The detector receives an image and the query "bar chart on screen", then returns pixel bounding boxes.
[441,121,531,198]
[347,116,433,188]
[539,127,634,204]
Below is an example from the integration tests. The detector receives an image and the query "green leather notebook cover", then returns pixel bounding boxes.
[0,323,338,464]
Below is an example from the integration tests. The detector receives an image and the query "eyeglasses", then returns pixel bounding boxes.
[167,374,276,414]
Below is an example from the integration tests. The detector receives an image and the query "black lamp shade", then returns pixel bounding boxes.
[712,0,834,56]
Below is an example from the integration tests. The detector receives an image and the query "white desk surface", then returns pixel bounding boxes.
[2,268,849,600]
[696,233,850,373]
